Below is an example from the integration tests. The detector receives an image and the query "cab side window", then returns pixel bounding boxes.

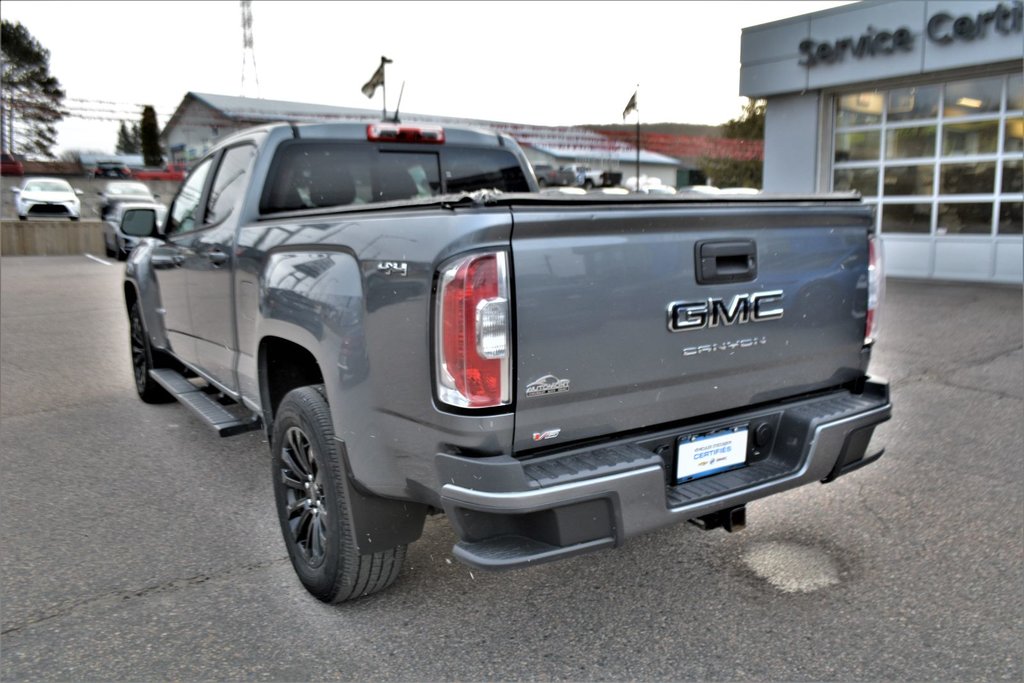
[205,145,256,225]
[166,158,213,236]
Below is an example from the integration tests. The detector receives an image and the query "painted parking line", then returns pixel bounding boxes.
[84,253,114,266]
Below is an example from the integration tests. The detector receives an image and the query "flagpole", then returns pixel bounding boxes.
[635,84,640,193]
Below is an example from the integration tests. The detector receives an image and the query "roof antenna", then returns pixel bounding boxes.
[392,82,405,123]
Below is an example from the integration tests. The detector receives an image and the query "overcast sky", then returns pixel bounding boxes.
[3,0,850,155]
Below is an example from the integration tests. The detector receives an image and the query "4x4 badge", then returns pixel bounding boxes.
[526,375,571,397]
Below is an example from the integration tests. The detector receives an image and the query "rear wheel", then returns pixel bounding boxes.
[271,386,406,603]
[129,301,173,403]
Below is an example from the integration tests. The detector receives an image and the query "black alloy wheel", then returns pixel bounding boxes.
[279,425,328,567]
[128,301,172,403]
[271,386,407,603]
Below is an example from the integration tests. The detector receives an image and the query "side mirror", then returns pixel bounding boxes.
[75,189,84,196]
[11,188,20,194]
[121,208,159,238]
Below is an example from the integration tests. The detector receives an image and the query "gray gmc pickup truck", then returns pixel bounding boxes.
[122,121,891,603]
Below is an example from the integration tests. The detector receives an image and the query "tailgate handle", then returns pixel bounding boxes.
[695,240,757,284]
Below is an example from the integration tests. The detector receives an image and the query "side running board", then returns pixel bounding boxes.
[149,368,261,437]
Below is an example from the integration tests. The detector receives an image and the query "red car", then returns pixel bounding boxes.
[91,161,132,178]
[1,153,24,176]
[131,162,187,181]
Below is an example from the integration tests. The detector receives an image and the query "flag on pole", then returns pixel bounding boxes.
[622,90,638,119]
[361,56,393,98]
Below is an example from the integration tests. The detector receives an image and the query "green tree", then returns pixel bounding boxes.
[140,105,161,166]
[0,20,65,157]
[116,121,141,154]
[698,157,763,189]
[722,98,766,140]
[698,98,766,188]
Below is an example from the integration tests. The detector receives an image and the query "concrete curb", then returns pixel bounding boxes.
[1,220,106,256]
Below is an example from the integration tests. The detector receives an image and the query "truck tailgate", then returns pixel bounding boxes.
[509,202,873,454]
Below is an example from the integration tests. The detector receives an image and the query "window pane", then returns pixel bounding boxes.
[940,162,996,194]
[206,145,255,224]
[944,77,1003,117]
[1009,74,1023,111]
[379,152,441,200]
[1006,119,1024,152]
[937,203,993,235]
[444,148,530,193]
[882,204,931,234]
[886,126,936,158]
[942,121,999,156]
[168,158,213,235]
[888,85,940,122]
[884,165,933,196]
[836,92,883,126]
[834,168,878,196]
[1003,159,1023,194]
[259,143,441,213]
[835,131,880,162]
[998,203,1022,234]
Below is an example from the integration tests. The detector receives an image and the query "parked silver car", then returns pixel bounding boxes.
[96,181,158,221]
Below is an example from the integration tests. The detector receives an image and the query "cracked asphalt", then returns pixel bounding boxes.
[1,256,1021,681]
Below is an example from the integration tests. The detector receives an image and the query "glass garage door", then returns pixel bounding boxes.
[831,73,1023,283]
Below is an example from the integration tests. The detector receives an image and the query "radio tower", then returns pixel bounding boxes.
[240,1,260,97]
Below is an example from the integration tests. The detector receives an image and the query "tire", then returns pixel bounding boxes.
[104,238,116,258]
[70,216,79,222]
[271,386,407,603]
[18,214,26,221]
[128,301,173,403]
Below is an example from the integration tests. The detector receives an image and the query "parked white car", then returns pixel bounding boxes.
[12,177,82,220]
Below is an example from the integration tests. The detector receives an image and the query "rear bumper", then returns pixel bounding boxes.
[439,378,891,570]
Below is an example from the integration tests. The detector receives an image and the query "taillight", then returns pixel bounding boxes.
[436,251,511,409]
[367,123,445,144]
[865,235,884,345]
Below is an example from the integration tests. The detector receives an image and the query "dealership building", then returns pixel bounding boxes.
[742,0,1023,283]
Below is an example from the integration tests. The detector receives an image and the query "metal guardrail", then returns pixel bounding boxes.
[0,220,106,256]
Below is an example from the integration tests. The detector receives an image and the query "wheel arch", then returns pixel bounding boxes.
[123,243,170,353]
[262,339,428,556]
[258,335,325,442]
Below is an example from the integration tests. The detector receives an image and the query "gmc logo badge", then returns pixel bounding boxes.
[667,291,784,332]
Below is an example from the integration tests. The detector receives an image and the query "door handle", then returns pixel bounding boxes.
[207,249,229,266]
[695,240,757,284]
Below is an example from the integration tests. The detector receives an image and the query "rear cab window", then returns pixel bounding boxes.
[260,141,528,214]
[444,148,531,193]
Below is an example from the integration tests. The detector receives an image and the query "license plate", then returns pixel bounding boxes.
[676,426,748,482]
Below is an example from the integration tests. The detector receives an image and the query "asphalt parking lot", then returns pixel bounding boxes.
[1,255,1021,681]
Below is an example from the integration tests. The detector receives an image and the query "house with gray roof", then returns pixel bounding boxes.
[160,92,683,187]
